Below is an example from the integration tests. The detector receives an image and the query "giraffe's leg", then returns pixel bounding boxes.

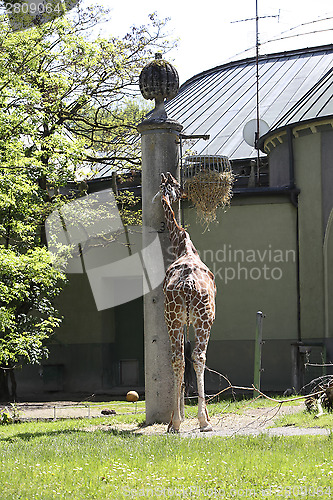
[180,381,185,420]
[164,303,185,433]
[192,318,213,432]
[192,345,212,431]
[169,349,185,433]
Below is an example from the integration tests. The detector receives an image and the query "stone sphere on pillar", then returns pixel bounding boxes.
[139,53,179,115]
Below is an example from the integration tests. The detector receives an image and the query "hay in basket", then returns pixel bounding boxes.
[184,155,234,226]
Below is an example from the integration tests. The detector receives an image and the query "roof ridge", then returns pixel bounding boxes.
[180,44,333,90]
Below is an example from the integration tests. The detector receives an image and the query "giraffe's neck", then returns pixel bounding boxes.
[161,195,187,258]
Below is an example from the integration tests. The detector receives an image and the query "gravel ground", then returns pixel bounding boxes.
[103,404,331,437]
[1,401,331,436]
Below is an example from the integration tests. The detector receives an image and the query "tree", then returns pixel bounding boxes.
[0,6,172,178]
[0,5,174,399]
[0,248,66,399]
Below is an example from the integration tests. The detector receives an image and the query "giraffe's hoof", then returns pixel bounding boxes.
[200,423,213,432]
[167,425,180,434]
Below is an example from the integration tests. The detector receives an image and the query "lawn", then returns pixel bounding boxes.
[0,399,333,499]
[274,404,333,429]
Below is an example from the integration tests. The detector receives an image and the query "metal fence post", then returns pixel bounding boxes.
[253,311,265,397]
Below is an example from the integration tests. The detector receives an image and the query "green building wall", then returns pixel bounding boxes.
[294,133,325,340]
[16,272,144,397]
[184,196,298,390]
[264,125,333,390]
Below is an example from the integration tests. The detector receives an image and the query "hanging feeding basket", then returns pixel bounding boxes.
[183,155,234,226]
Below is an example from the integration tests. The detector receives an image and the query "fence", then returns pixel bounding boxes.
[0,400,144,422]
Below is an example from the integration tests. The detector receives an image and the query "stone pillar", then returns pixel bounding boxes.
[138,52,182,424]
[138,118,183,424]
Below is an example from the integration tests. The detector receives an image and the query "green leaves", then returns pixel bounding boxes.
[0,171,45,250]
[0,8,174,177]
[0,247,66,366]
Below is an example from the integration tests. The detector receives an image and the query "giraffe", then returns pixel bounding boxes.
[158,172,216,432]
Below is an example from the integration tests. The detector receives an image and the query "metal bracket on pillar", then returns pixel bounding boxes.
[178,133,210,142]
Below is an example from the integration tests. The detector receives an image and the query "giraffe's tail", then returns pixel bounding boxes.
[184,336,194,397]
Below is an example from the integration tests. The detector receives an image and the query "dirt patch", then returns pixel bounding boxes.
[84,404,320,437]
[2,401,329,436]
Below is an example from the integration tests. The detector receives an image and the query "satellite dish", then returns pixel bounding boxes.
[243,119,269,147]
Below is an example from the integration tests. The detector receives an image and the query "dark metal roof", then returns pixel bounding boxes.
[165,44,333,160]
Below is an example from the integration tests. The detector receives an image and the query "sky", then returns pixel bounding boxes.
[87,0,333,84]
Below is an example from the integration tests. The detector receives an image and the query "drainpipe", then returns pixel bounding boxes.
[288,126,304,392]
[323,209,333,340]
[287,127,295,190]
[287,127,301,342]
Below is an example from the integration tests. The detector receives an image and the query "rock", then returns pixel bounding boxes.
[101,409,116,416]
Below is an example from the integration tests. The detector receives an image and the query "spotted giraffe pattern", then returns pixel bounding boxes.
[159,173,216,432]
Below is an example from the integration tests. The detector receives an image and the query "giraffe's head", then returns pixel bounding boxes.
[160,172,184,202]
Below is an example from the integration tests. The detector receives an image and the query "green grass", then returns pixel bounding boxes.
[1,400,333,499]
[184,394,301,419]
[275,407,333,429]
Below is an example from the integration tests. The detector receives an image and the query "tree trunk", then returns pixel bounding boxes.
[0,367,17,401]
[9,369,17,400]
[0,369,10,402]
[38,174,48,245]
